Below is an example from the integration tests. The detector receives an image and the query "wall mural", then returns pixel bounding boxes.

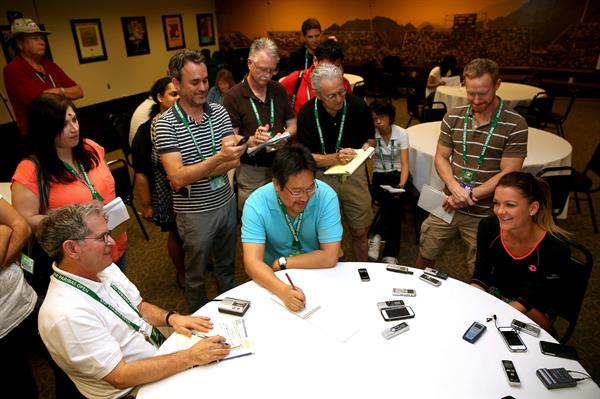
[217,0,600,70]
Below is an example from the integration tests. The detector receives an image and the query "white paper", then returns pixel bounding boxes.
[247,132,291,156]
[417,184,455,224]
[271,295,321,319]
[380,185,406,194]
[103,197,129,230]
[176,318,253,361]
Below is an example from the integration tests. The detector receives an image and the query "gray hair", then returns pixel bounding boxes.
[248,37,279,63]
[310,63,343,94]
[463,58,499,83]
[37,203,106,263]
[168,49,206,81]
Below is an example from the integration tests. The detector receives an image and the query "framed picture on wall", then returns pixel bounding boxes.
[162,14,185,51]
[121,16,150,57]
[196,13,215,46]
[70,19,107,64]
[1,23,53,64]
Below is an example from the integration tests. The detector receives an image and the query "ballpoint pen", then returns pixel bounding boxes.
[285,272,296,290]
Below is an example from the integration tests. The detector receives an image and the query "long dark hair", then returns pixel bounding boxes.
[496,171,570,237]
[149,77,172,118]
[26,93,99,184]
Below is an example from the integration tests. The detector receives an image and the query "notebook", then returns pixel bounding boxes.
[324,147,375,176]
[417,184,455,224]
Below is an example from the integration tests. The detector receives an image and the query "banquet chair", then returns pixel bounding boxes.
[108,112,133,166]
[536,167,575,220]
[545,89,578,138]
[572,143,600,234]
[107,159,150,241]
[405,88,447,127]
[352,80,367,100]
[514,91,555,129]
[553,239,593,344]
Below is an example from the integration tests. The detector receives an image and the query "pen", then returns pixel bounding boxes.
[285,272,296,290]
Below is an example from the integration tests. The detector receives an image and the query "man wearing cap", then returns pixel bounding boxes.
[3,18,83,134]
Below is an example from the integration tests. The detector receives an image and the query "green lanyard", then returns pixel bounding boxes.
[62,161,104,202]
[249,97,275,137]
[462,98,503,169]
[376,138,395,172]
[276,195,304,253]
[304,47,309,69]
[53,271,165,347]
[174,101,216,161]
[314,99,347,154]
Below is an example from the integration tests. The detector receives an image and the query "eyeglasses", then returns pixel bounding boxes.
[285,182,318,197]
[77,230,113,245]
[251,61,278,76]
[323,88,347,101]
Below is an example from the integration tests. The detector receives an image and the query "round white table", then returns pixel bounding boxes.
[434,82,543,110]
[137,263,598,398]
[344,73,363,88]
[407,122,572,194]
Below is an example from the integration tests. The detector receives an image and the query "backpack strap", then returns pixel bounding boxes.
[290,70,305,110]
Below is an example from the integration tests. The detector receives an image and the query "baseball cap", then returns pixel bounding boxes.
[9,18,51,40]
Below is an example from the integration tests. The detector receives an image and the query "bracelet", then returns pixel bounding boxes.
[165,310,177,326]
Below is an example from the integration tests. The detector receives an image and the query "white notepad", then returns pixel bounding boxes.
[324,147,375,176]
[417,184,455,224]
[176,318,253,361]
[271,295,321,319]
[103,197,129,231]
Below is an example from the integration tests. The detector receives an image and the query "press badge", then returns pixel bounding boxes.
[209,176,226,191]
[460,169,476,189]
[19,253,35,274]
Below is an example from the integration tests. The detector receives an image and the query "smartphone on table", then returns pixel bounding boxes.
[380,305,415,321]
[498,327,527,352]
[539,341,578,360]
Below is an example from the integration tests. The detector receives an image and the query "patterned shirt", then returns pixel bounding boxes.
[438,102,528,216]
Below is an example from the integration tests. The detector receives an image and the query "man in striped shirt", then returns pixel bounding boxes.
[155,50,246,311]
[416,58,528,273]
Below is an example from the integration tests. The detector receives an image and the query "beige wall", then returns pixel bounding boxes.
[0,0,217,125]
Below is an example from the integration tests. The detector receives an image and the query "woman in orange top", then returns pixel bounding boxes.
[11,93,127,270]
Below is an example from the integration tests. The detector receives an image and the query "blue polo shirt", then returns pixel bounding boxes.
[241,179,343,265]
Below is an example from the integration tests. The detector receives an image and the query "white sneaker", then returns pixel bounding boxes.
[381,256,398,265]
[368,234,382,261]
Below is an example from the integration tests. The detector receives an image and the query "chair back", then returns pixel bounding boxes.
[108,112,133,163]
[560,89,578,122]
[553,239,593,344]
[530,91,555,119]
[107,159,133,203]
[583,142,600,180]
[353,80,367,100]
[406,88,422,119]
[421,102,447,123]
[536,167,575,217]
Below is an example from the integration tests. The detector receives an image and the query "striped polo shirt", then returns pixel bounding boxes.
[155,102,234,213]
[438,102,528,217]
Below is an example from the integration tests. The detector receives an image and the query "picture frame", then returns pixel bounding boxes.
[1,23,53,64]
[70,19,107,64]
[121,16,150,57]
[196,13,215,46]
[162,14,185,51]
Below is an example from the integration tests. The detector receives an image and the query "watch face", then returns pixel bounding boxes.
[279,257,287,269]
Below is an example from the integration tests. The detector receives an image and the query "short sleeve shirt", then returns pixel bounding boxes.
[155,102,234,213]
[241,180,343,266]
[373,124,409,173]
[438,102,528,216]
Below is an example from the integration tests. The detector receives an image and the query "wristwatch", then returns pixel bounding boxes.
[278,256,288,270]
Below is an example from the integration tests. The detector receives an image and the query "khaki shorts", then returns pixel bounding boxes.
[236,163,272,212]
[419,212,482,272]
[317,169,373,230]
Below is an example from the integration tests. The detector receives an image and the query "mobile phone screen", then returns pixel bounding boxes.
[358,268,370,281]
[237,136,250,146]
[501,329,524,346]
[540,341,578,360]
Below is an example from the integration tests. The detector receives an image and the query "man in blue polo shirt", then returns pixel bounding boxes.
[242,144,342,311]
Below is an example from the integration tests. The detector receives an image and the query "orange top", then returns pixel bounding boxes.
[12,139,127,261]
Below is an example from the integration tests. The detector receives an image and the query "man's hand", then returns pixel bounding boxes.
[250,124,272,147]
[281,285,306,312]
[188,336,231,366]
[169,314,214,336]
[336,148,356,165]
[444,182,475,211]
[217,135,246,163]
[266,131,289,151]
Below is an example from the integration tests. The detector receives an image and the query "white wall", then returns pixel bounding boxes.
[0,0,217,125]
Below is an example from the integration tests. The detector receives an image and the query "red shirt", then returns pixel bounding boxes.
[280,64,353,116]
[12,139,127,261]
[3,54,78,134]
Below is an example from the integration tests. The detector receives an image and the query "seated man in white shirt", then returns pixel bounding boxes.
[241,144,343,312]
[36,203,231,399]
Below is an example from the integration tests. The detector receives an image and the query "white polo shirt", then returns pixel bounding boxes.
[38,263,157,399]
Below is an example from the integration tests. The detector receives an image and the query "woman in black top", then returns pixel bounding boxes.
[471,172,570,332]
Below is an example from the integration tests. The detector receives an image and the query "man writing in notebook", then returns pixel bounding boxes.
[242,145,342,311]
[416,58,527,273]
[36,203,230,399]
[297,63,375,261]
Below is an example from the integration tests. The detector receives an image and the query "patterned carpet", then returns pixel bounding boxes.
[32,96,600,397]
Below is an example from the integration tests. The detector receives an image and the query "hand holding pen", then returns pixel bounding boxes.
[283,273,306,312]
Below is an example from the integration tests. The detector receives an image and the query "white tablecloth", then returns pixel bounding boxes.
[137,263,598,398]
[407,122,572,193]
[344,73,363,88]
[434,82,543,110]
[0,182,11,204]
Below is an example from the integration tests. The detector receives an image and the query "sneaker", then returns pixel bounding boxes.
[368,234,382,261]
[381,256,398,265]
